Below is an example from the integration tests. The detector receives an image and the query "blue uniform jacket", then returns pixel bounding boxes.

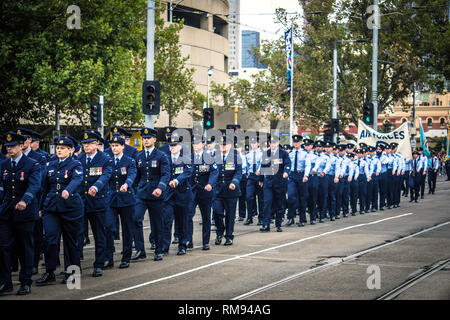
[262,148,291,189]
[105,144,138,161]
[0,155,41,222]
[214,150,242,198]
[78,151,113,213]
[190,152,219,191]
[40,157,84,218]
[109,155,137,208]
[25,149,47,183]
[135,148,170,201]
[163,154,193,205]
[158,143,171,157]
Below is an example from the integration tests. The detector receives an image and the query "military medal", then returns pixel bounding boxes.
[174,166,184,174]
[20,172,24,181]
[225,162,235,170]
[121,167,127,175]
[64,170,68,178]
[151,160,158,167]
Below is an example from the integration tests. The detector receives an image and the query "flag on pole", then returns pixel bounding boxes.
[284,27,293,93]
[419,117,430,157]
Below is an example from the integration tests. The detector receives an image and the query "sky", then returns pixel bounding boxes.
[239,0,303,41]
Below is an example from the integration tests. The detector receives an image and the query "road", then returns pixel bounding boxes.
[3,178,449,301]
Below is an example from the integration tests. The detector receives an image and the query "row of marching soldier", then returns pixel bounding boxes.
[0,126,440,296]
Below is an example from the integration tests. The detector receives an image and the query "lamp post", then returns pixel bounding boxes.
[332,38,367,143]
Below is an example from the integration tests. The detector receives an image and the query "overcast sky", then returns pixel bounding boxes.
[239,0,302,41]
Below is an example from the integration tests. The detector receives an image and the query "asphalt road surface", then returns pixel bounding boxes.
[3,178,449,301]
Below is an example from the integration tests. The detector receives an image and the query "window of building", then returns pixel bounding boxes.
[440,118,446,127]
[427,118,433,127]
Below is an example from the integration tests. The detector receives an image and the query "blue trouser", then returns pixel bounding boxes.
[318,175,328,219]
[133,198,164,255]
[409,172,420,200]
[262,184,286,227]
[403,171,410,196]
[246,178,263,220]
[350,177,358,213]
[238,176,247,218]
[190,187,212,246]
[341,177,350,215]
[307,175,319,221]
[419,169,426,196]
[42,211,82,272]
[358,175,367,212]
[327,175,337,218]
[368,175,379,209]
[287,173,308,223]
[0,220,35,287]
[336,177,349,217]
[394,173,402,205]
[85,210,107,269]
[386,169,394,206]
[105,206,134,263]
[428,170,437,193]
[379,172,387,208]
[162,199,189,251]
[213,197,238,240]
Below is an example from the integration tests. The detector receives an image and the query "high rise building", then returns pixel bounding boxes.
[241,30,264,69]
[228,0,240,72]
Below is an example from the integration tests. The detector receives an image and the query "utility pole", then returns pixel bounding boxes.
[371,0,379,130]
[99,95,104,138]
[332,40,338,144]
[145,0,155,128]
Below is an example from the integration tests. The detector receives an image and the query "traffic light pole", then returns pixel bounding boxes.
[371,0,379,130]
[99,95,104,138]
[145,0,155,129]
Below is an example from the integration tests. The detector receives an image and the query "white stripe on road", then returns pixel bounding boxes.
[86,213,414,300]
[232,219,450,300]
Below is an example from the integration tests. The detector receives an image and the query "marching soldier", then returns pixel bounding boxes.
[385,144,395,209]
[376,142,388,211]
[416,148,428,199]
[402,156,411,198]
[213,135,242,245]
[309,140,325,223]
[159,126,177,157]
[409,150,422,202]
[304,139,319,224]
[287,136,310,227]
[356,148,369,214]
[391,142,404,207]
[244,136,263,226]
[332,144,343,219]
[260,135,290,232]
[312,141,332,223]
[161,136,192,256]
[427,152,439,194]
[0,132,41,296]
[36,137,83,286]
[367,146,381,212]
[132,128,170,261]
[79,130,113,277]
[189,135,218,251]
[348,152,359,216]
[105,126,138,160]
[104,136,137,269]
[336,144,350,218]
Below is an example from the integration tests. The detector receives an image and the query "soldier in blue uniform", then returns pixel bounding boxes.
[0,132,41,296]
[189,135,218,250]
[105,126,138,161]
[416,148,427,199]
[391,143,405,207]
[409,150,422,202]
[161,136,193,255]
[375,142,388,211]
[244,136,263,225]
[325,142,340,221]
[287,136,310,227]
[104,136,137,269]
[158,126,177,157]
[78,130,113,277]
[213,135,242,245]
[308,140,323,223]
[356,148,369,214]
[347,152,358,216]
[132,128,170,261]
[312,141,331,223]
[35,137,83,285]
[336,144,351,218]
[260,135,290,232]
[367,146,381,212]
[428,152,439,194]
[402,156,411,198]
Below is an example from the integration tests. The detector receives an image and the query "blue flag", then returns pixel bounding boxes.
[419,118,430,157]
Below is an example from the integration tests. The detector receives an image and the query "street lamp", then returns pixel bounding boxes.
[332,38,367,143]
[207,66,213,109]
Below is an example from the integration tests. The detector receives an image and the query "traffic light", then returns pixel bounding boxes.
[203,108,214,129]
[142,80,161,115]
[90,103,101,127]
[323,129,333,142]
[362,102,374,125]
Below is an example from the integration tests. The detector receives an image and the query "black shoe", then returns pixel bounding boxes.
[162,249,169,255]
[187,242,194,250]
[330,217,335,221]
[154,254,163,261]
[0,284,14,295]
[177,248,186,255]
[224,239,233,246]
[409,199,413,202]
[36,272,56,286]
[119,261,130,269]
[379,207,384,211]
[365,210,369,213]
[360,211,364,215]
[172,237,179,244]
[131,251,146,261]
[343,214,348,217]
[276,227,283,232]
[319,219,324,223]
[92,268,103,277]
[215,236,223,245]
[61,273,73,285]
[16,285,31,296]
[259,225,270,232]
[371,208,377,212]
[310,220,316,225]
[103,260,114,269]
[387,206,392,209]
[286,218,295,226]
[202,244,210,251]
[32,267,38,275]
[150,243,156,250]
[335,215,340,219]
[238,217,244,221]
[244,219,253,225]
[351,213,356,216]
[297,222,305,227]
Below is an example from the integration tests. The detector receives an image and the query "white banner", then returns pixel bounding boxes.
[357,120,412,160]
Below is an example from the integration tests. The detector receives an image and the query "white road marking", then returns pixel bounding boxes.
[86,213,414,300]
